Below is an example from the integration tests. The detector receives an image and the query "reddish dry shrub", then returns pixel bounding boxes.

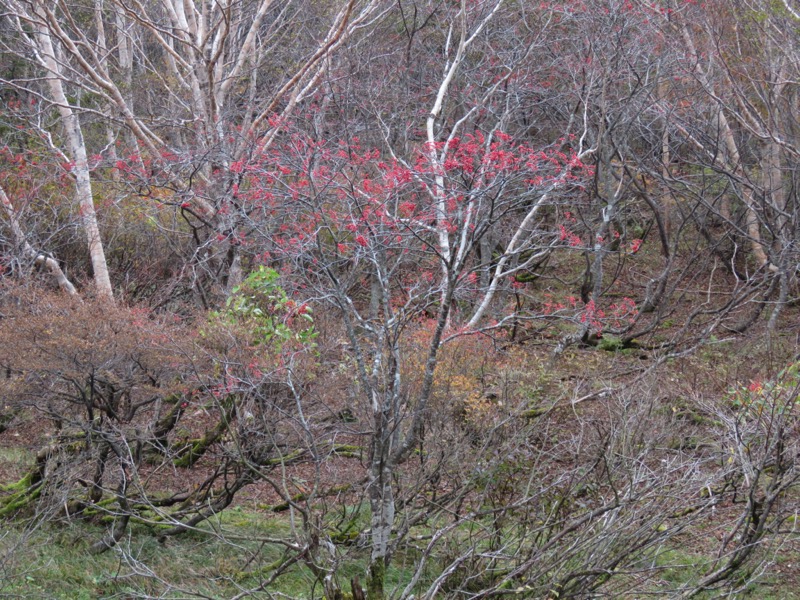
[0,285,201,517]
[0,282,328,545]
[0,288,192,428]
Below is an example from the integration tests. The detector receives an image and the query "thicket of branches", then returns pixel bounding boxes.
[1,0,800,598]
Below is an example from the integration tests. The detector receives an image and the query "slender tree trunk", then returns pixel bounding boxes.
[367,461,394,599]
[717,110,770,269]
[762,139,786,240]
[679,22,769,270]
[33,15,113,300]
[0,184,79,297]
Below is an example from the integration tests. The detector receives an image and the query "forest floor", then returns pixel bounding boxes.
[0,498,798,599]
[1,242,800,599]
[1,323,799,599]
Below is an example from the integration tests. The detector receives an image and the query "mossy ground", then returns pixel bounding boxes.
[0,507,430,599]
[0,505,797,599]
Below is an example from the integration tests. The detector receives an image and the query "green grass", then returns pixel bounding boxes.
[641,542,800,600]
[0,491,798,599]
[0,512,316,598]
[649,547,714,589]
[0,507,430,599]
[0,446,32,465]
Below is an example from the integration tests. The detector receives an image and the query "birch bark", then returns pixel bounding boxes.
[0,184,79,297]
[30,7,114,300]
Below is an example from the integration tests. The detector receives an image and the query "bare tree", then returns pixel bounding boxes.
[0,182,78,296]
[1,2,113,299]
[1,2,799,599]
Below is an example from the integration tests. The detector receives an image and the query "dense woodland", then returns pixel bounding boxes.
[1,0,800,598]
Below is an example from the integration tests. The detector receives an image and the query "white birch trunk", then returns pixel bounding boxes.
[716,109,771,269]
[679,23,770,270]
[32,14,114,300]
[0,185,79,297]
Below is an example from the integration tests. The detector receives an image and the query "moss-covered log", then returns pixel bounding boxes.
[259,483,353,513]
[0,445,51,517]
[151,393,188,454]
[173,398,235,468]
